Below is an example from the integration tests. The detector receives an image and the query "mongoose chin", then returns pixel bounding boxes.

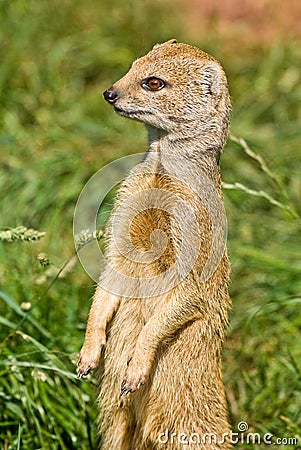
[78,39,233,450]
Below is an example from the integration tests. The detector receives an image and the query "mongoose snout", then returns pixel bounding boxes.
[103,87,119,104]
[78,39,232,450]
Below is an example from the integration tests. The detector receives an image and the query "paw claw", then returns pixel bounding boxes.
[120,366,147,395]
[120,380,130,396]
[77,366,90,379]
[76,344,104,379]
[120,383,131,397]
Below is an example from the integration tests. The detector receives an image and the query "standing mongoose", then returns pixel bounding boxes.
[78,40,232,449]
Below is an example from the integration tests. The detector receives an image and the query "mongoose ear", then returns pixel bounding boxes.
[200,62,224,98]
[152,39,177,49]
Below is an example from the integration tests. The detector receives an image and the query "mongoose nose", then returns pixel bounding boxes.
[103,88,119,104]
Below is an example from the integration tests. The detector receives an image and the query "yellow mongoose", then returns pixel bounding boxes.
[78,40,232,449]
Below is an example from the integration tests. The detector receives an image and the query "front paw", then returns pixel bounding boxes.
[77,342,104,379]
[120,358,151,396]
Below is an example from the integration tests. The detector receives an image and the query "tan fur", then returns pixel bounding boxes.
[78,40,232,449]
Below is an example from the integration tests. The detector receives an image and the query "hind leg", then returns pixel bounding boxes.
[98,302,144,449]
[99,406,135,450]
[98,359,137,450]
[100,404,158,450]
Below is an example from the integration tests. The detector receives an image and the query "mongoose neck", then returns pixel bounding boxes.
[146,125,223,187]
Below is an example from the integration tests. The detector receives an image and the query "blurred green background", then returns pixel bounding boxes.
[0,0,300,449]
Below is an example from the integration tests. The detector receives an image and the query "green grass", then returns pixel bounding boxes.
[1,1,301,449]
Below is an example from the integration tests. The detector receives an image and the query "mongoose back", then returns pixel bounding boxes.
[78,39,232,449]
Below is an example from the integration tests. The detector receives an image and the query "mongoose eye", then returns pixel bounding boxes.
[141,77,165,91]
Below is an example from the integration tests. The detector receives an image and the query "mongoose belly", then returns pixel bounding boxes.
[98,294,231,450]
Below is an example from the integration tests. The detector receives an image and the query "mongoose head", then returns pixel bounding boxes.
[104,40,231,146]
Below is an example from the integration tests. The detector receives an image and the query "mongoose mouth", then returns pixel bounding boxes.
[114,106,150,118]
